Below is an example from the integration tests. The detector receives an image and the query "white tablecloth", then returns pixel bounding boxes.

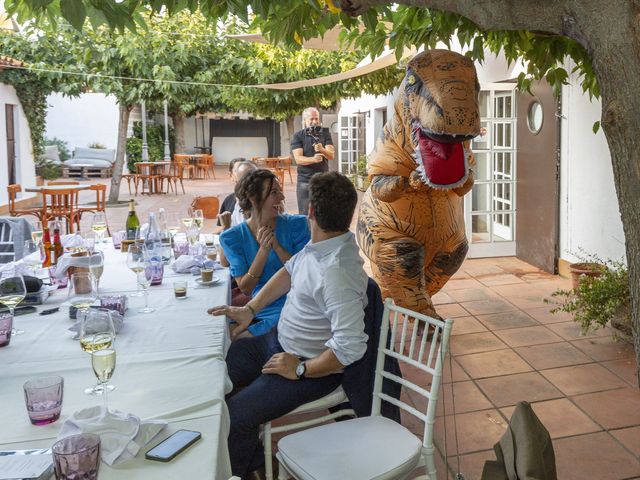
[0,242,233,479]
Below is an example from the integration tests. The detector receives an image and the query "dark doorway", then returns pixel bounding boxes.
[516,81,560,273]
[5,104,16,185]
[209,119,281,157]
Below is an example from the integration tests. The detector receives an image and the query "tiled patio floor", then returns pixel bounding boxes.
[76,167,639,479]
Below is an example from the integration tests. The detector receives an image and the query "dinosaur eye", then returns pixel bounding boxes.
[407,74,416,85]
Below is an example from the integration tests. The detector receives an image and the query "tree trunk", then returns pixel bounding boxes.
[172,113,186,153]
[108,104,131,204]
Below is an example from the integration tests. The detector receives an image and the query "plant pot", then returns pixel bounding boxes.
[569,262,605,289]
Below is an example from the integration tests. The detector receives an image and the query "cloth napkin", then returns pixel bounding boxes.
[68,310,125,338]
[58,406,166,466]
[54,254,103,279]
[61,233,85,249]
[171,255,220,274]
[0,260,33,276]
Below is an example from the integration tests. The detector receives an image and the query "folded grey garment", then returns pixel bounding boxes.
[68,310,124,339]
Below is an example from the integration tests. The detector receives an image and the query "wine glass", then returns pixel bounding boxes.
[181,213,194,229]
[167,213,181,238]
[23,240,42,275]
[91,213,108,245]
[79,309,116,395]
[137,261,155,313]
[185,225,199,246]
[88,251,104,292]
[30,221,43,246]
[0,270,26,335]
[92,347,116,412]
[126,244,146,297]
[192,209,204,230]
[68,272,98,315]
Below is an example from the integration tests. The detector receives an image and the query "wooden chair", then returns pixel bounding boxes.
[256,157,286,187]
[196,154,216,180]
[78,184,111,235]
[40,187,81,233]
[278,156,294,184]
[162,162,186,195]
[135,163,161,195]
[174,154,196,179]
[7,184,44,222]
[121,171,139,195]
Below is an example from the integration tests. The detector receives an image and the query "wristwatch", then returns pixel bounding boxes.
[295,361,306,380]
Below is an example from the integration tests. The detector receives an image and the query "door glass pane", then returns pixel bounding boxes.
[479,92,490,117]
[472,214,491,242]
[493,213,513,241]
[472,121,491,150]
[493,152,513,179]
[472,183,490,212]
[473,152,490,181]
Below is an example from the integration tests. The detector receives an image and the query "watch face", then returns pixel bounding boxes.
[296,362,305,378]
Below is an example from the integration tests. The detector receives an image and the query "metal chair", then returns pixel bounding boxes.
[0,221,14,264]
[276,300,453,480]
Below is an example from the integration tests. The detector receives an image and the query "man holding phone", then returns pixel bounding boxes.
[290,107,334,215]
[209,172,367,478]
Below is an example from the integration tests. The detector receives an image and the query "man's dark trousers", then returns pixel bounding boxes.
[225,328,342,477]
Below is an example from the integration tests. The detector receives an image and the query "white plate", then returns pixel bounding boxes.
[195,276,221,286]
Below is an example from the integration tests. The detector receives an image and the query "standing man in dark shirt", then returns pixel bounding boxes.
[290,107,334,214]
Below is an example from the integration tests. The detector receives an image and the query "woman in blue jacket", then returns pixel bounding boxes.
[220,169,310,338]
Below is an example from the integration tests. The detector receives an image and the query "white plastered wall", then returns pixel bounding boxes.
[0,83,37,206]
[559,65,626,263]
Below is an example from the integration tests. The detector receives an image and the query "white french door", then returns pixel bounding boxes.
[338,114,365,175]
[465,84,517,257]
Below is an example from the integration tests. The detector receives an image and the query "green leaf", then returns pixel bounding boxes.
[592,121,600,134]
[60,0,86,30]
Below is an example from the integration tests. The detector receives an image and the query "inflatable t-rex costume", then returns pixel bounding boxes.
[357,50,480,318]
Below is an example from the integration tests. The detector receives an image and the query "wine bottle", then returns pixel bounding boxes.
[42,226,52,268]
[125,200,140,240]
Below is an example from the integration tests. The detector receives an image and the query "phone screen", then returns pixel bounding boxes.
[145,430,201,462]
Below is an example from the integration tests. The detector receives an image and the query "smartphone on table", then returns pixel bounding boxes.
[145,430,202,462]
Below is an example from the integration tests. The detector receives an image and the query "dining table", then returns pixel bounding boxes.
[0,241,233,479]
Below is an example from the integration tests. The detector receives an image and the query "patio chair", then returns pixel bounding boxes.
[278,156,293,184]
[163,161,186,195]
[135,163,161,195]
[174,154,197,179]
[7,184,45,222]
[275,299,453,480]
[121,171,139,195]
[40,187,81,233]
[78,184,111,235]
[196,154,217,180]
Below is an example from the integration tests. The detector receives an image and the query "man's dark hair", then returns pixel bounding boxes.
[309,172,357,232]
[235,169,276,214]
[228,157,247,174]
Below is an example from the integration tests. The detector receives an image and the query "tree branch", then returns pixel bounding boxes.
[337,0,566,34]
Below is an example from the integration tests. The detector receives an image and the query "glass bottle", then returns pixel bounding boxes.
[42,225,52,268]
[125,200,140,241]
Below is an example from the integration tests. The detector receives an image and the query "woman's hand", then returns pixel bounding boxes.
[256,226,274,250]
[208,305,254,335]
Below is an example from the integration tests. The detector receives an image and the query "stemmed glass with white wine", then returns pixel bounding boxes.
[126,244,146,297]
[92,346,116,412]
[192,209,204,230]
[182,207,194,230]
[68,272,98,315]
[91,213,108,245]
[167,213,181,239]
[88,251,104,293]
[0,270,26,335]
[79,309,116,395]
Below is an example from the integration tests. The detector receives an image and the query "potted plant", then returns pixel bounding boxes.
[547,253,632,341]
[355,154,370,191]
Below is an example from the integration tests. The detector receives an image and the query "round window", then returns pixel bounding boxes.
[527,101,543,134]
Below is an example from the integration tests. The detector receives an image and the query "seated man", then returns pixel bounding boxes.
[208,171,368,478]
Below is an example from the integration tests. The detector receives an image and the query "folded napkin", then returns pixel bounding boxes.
[68,310,125,338]
[61,233,85,249]
[54,254,103,279]
[171,255,218,274]
[58,406,166,466]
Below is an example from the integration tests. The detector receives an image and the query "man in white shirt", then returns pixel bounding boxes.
[209,172,368,478]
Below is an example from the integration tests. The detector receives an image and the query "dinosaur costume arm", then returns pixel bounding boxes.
[370,174,408,203]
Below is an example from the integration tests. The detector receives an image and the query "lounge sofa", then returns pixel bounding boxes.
[63,147,116,178]
[39,145,63,165]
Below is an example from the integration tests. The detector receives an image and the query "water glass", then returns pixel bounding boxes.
[172,239,189,259]
[112,230,126,249]
[206,246,218,262]
[173,281,188,299]
[0,312,12,347]
[52,433,101,480]
[99,295,127,316]
[146,259,164,286]
[23,375,64,426]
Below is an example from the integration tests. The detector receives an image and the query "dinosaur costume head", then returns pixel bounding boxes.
[370,49,480,189]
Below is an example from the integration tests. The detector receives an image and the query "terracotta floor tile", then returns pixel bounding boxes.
[493,325,564,347]
[610,426,640,458]
[501,295,550,310]
[525,305,573,324]
[490,283,547,298]
[436,381,493,416]
[456,349,533,379]
[434,409,508,456]
[501,398,601,439]
[442,278,484,291]
[451,316,488,336]
[541,363,628,396]
[603,358,640,388]
[456,450,496,480]
[442,357,470,384]
[462,264,505,276]
[432,291,456,305]
[477,273,525,286]
[554,432,640,480]
[571,336,636,362]
[545,321,610,341]
[447,287,499,303]
[514,343,592,370]
[572,388,640,429]
[450,332,507,356]
[477,372,563,407]
[460,298,518,315]
[436,303,470,319]
[519,271,555,282]
[475,310,539,330]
